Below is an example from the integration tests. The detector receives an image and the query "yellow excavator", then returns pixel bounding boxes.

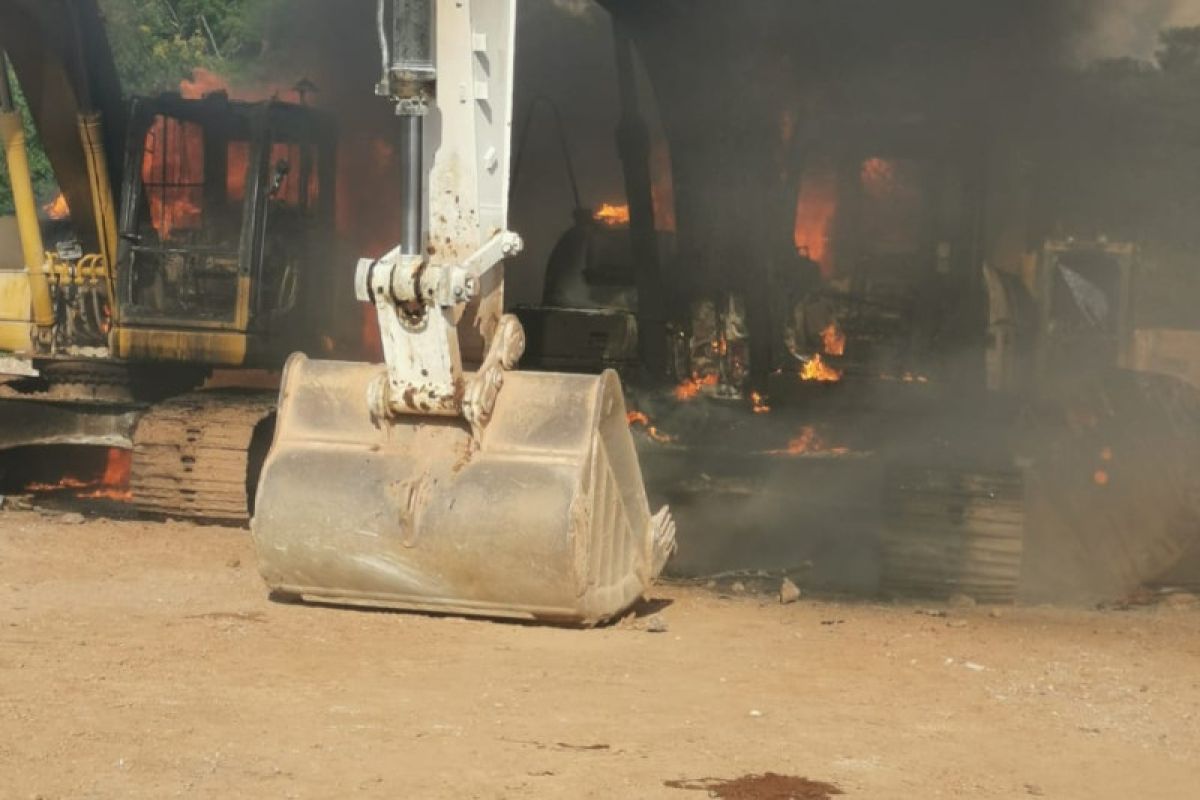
[2,0,674,624]
[1,0,343,521]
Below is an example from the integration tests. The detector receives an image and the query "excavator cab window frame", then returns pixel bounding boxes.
[116,95,336,341]
[117,94,259,332]
[246,103,337,330]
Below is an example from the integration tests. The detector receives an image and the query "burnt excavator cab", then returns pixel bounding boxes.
[112,92,337,367]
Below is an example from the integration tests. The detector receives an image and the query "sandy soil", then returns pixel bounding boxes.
[1,508,1198,799]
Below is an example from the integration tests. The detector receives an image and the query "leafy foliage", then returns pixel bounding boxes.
[100,0,283,94]
[2,0,280,212]
[0,63,57,215]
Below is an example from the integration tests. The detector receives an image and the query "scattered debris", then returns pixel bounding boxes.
[946,619,969,629]
[555,742,610,751]
[1161,592,1198,609]
[947,593,977,609]
[1106,588,1200,611]
[502,738,613,753]
[1024,784,1045,797]
[185,611,268,624]
[731,581,747,594]
[779,578,802,605]
[644,614,670,633]
[58,512,85,525]
[226,558,242,569]
[963,661,986,672]
[665,773,843,799]
[820,619,845,626]
[915,608,948,618]
[3,495,32,511]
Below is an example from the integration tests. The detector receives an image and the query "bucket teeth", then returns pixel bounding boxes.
[650,506,677,577]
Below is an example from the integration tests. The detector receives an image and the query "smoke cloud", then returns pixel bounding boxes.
[1078,0,1200,60]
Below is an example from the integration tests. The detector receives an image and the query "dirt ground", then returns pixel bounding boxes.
[1,508,1198,799]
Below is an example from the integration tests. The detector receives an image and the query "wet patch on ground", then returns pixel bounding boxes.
[665,773,843,799]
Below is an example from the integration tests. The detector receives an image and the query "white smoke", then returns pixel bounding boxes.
[1077,0,1200,61]
[551,0,599,20]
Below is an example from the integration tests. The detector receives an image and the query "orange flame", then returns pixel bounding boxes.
[594,203,631,227]
[794,164,838,279]
[751,391,771,414]
[650,140,676,233]
[769,426,850,457]
[821,322,846,357]
[180,67,231,99]
[800,353,842,383]
[43,192,70,220]
[627,410,676,444]
[674,373,719,402]
[592,140,674,232]
[141,115,205,239]
[178,68,289,103]
[24,448,132,501]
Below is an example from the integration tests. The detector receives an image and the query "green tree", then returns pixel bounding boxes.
[0,62,58,216]
[2,1,277,213]
[98,0,288,93]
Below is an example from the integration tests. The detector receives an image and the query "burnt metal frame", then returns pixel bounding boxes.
[115,94,336,343]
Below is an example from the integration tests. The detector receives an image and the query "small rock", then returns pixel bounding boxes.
[748,709,763,718]
[1162,592,1198,609]
[5,496,32,511]
[947,593,977,609]
[963,661,986,672]
[779,578,801,605]
[59,512,85,525]
[226,558,242,569]
[946,619,969,629]
[730,581,746,594]
[1024,784,1045,797]
[915,608,948,618]
[988,609,1004,619]
[644,614,669,633]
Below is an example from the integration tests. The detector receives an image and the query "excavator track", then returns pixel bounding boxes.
[130,391,276,523]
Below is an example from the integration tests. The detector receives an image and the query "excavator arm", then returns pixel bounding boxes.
[0,0,123,354]
[250,0,675,625]
[0,0,124,261]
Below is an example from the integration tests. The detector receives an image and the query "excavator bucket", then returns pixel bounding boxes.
[251,354,674,625]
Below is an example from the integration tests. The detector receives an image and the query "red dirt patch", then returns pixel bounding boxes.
[665,773,843,799]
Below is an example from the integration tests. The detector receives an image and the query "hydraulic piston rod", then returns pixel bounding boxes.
[379,0,436,255]
[398,113,423,256]
[0,51,53,334]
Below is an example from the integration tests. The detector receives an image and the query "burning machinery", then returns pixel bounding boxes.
[0,0,343,519]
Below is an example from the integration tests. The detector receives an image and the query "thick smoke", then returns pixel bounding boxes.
[1079,0,1200,60]
[212,1,1200,600]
